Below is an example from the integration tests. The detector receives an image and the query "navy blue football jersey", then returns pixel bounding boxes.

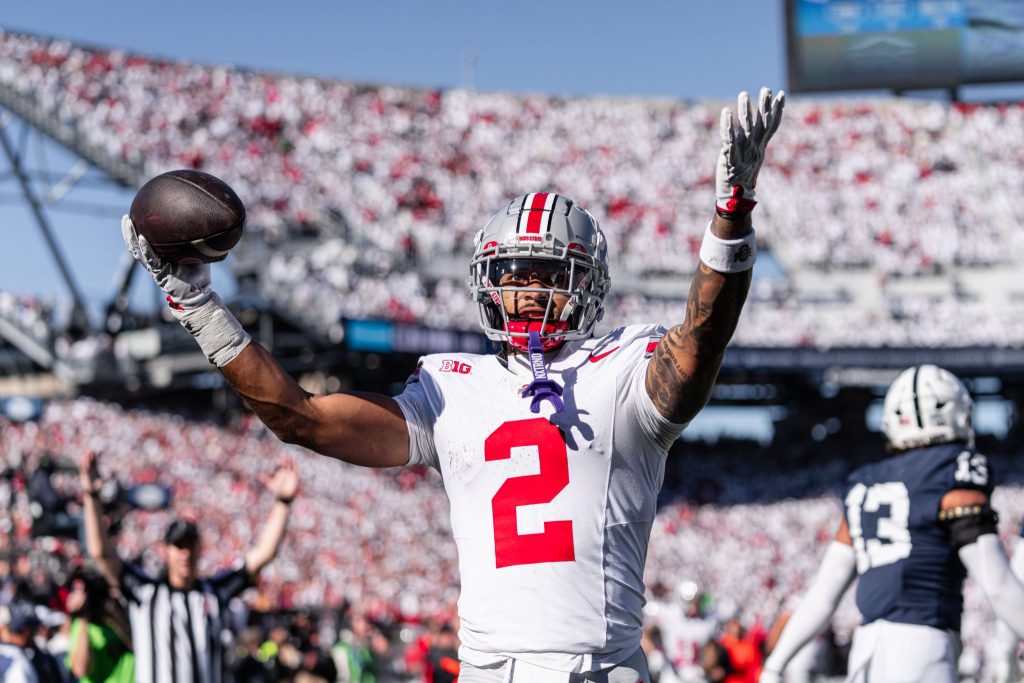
[843,443,994,632]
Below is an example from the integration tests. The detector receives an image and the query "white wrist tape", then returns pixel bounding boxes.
[174,292,252,367]
[699,222,756,273]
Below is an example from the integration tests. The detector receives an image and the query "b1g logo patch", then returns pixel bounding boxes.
[439,360,472,374]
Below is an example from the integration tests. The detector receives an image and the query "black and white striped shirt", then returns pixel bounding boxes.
[120,560,250,683]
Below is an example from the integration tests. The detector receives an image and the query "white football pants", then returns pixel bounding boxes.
[459,648,650,683]
[845,619,961,683]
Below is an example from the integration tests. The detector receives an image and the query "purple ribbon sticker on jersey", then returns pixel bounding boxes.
[521,331,564,414]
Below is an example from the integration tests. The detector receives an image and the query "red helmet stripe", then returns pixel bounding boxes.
[525,192,548,233]
[518,192,558,235]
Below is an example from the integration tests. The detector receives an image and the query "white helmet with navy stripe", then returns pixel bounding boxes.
[469,193,610,352]
[882,364,974,450]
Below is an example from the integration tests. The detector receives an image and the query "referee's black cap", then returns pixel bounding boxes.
[164,519,200,547]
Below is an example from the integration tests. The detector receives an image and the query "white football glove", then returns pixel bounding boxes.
[121,214,250,366]
[121,215,213,310]
[716,87,785,215]
[758,669,784,683]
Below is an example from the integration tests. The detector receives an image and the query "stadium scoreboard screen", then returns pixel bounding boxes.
[786,0,1024,92]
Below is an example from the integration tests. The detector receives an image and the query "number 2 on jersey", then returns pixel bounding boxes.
[485,418,575,568]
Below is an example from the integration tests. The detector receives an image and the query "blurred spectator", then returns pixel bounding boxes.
[365,627,405,683]
[0,603,39,682]
[403,616,437,683]
[426,623,459,683]
[65,568,134,683]
[718,618,762,683]
[35,606,70,676]
[700,639,733,683]
[257,624,295,680]
[231,626,275,683]
[330,612,376,683]
[296,641,338,683]
[3,602,61,682]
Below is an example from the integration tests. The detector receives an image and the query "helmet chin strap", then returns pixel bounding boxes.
[521,330,564,414]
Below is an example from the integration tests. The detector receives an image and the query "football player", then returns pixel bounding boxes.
[760,365,1024,683]
[123,87,784,683]
[648,580,719,683]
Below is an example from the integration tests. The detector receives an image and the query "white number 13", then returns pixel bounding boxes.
[954,451,988,487]
[845,481,912,574]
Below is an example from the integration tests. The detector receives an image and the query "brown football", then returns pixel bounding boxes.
[129,170,245,264]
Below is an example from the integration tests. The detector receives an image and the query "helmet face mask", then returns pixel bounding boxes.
[469,193,610,352]
[881,364,974,450]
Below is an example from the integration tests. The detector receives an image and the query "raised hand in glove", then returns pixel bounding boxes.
[716,87,785,216]
[121,214,213,311]
[121,214,250,367]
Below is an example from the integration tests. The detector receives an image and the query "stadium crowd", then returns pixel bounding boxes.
[2,29,1024,348]
[2,398,1023,681]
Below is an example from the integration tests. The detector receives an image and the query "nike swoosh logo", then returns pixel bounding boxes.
[588,346,620,363]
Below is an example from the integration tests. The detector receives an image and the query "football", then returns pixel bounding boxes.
[129,169,246,264]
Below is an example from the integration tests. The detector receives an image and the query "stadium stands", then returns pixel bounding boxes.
[2,28,1024,348]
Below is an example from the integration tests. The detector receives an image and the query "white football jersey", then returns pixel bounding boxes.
[395,324,687,672]
[650,602,718,683]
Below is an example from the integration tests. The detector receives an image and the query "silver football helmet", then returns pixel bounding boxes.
[469,193,610,352]
[881,364,974,450]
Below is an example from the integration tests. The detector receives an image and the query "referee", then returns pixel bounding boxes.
[79,450,299,683]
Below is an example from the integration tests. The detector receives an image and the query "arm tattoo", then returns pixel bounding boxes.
[646,261,751,423]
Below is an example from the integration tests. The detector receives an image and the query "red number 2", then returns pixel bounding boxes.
[485,418,575,568]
